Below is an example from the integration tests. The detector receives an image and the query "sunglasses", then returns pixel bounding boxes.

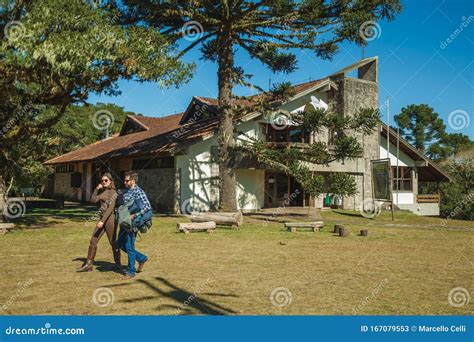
[101,179,110,183]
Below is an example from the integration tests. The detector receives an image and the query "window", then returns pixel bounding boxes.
[132,157,174,170]
[56,164,74,173]
[266,125,310,144]
[392,166,412,192]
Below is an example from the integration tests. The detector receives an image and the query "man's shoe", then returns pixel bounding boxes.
[137,259,148,273]
[122,273,135,280]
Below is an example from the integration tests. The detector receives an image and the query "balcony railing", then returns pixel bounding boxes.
[266,142,310,148]
[416,194,440,203]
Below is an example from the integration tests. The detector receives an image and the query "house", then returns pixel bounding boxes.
[43,57,451,216]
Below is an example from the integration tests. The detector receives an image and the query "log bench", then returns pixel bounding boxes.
[0,223,14,235]
[176,221,216,234]
[284,221,324,233]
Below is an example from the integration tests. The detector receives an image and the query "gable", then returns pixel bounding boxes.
[119,115,148,136]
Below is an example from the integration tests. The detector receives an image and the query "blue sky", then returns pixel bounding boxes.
[89,0,474,138]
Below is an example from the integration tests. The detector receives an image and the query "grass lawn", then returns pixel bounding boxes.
[0,206,473,315]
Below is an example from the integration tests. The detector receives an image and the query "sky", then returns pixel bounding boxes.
[89,0,474,139]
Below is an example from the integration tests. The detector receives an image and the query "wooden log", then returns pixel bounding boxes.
[0,223,14,235]
[360,229,368,237]
[333,224,343,234]
[339,227,349,237]
[176,221,216,233]
[191,212,243,227]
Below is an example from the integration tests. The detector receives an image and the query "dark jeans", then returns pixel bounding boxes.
[117,227,147,276]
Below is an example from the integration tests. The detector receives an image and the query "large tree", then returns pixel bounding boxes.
[394,104,446,152]
[113,0,403,211]
[428,132,473,161]
[3,103,133,197]
[0,0,192,218]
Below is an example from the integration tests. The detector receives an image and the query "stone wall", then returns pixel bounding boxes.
[136,168,175,213]
[53,173,76,200]
[327,76,380,210]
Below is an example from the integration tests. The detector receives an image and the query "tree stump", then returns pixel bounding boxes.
[334,224,343,234]
[360,229,368,237]
[339,227,349,237]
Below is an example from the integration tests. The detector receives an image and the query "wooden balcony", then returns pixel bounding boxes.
[266,142,310,149]
[416,194,440,203]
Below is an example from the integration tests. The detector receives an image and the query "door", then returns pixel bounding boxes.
[265,172,306,207]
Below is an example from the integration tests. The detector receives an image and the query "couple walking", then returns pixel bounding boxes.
[77,171,151,280]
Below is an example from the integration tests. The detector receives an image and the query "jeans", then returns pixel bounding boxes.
[117,227,147,276]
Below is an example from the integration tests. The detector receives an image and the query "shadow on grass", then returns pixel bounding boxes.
[72,258,123,275]
[330,210,364,218]
[107,276,238,315]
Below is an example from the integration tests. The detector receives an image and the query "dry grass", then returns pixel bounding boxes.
[0,209,473,315]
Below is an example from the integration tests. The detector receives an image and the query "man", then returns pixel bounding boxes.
[118,171,151,280]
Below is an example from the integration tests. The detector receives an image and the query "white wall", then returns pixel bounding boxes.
[392,192,414,205]
[379,136,415,167]
[236,169,265,211]
[176,118,265,212]
[176,136,214,212]
[379,136,416,204]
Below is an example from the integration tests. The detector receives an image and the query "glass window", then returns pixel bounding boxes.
[392,166,412,191]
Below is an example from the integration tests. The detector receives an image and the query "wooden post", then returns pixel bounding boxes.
[360,229,368,237]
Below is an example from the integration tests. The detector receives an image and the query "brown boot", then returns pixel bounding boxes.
[77,245,97,272]
[113,248,123,274]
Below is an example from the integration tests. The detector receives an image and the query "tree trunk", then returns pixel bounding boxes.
[216,23,238,212]
[0,176,5,222]
[191,211,242,227]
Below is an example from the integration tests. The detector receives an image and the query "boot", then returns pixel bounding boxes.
[113,248,123,274]
[77,245,97,272]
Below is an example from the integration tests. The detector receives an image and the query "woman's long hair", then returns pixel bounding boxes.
[101,172,116,190]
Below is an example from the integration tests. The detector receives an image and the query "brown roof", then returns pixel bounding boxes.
[43,77,334,165]
[44,112,184,164]
[380,124,452,182]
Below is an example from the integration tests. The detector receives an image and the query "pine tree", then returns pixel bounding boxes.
[114,0,403,211]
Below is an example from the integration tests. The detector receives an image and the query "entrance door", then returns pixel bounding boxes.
[265,172,305,207]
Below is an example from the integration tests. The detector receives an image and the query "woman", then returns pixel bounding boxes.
[77,173,121,272]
